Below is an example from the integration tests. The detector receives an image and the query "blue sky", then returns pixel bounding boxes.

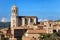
[0,0,60,21]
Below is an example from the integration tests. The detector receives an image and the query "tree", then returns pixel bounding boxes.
[4,37,9,40]
[17,37,22,40]
[39,33,58,40]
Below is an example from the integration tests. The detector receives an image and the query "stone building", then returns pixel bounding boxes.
[10,5,46,40]
[0,5,60,40]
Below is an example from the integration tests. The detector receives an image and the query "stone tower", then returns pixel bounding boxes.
[11,4,18,27]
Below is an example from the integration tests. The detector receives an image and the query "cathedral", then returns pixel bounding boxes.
[11,4,38,27]
[0,5,60,40]
[10,4,46,40]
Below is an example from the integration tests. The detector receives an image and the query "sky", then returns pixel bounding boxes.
[0,0,60,22]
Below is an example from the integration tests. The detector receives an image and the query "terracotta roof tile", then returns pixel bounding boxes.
[28,30,46,34]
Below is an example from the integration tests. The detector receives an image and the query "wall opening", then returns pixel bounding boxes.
[53,30,57,33]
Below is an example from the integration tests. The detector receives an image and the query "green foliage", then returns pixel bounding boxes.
[4,37,9,40]
[17,37,22,40]
[39,33,58,40]
[0,34,9,40]
[0,22,10,29]
[39,33,51,40]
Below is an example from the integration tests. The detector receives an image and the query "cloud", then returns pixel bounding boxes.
[1,17,8,22]
[38,19,48,22]
[38,19,43,22]
[43,19,48,21]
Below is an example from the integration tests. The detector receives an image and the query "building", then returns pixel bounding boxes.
[0,5,60,40]
[10,4,46,40]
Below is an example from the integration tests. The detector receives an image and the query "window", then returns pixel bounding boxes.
[16,10,17,13]
[14,10,15,12]
[13,20,15,24]
[53,30,56,33]
[25,18,28,25]
[49,24,51,27]
[12,10,15,13]
[50,31,51,32]
[38,26,43,29]
[30,18,33,22]
[13,25,15,27]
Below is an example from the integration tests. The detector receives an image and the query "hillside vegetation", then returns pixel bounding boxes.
[0,22,10,29]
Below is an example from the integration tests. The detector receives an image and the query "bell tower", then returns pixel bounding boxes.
[11,4,18,27]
